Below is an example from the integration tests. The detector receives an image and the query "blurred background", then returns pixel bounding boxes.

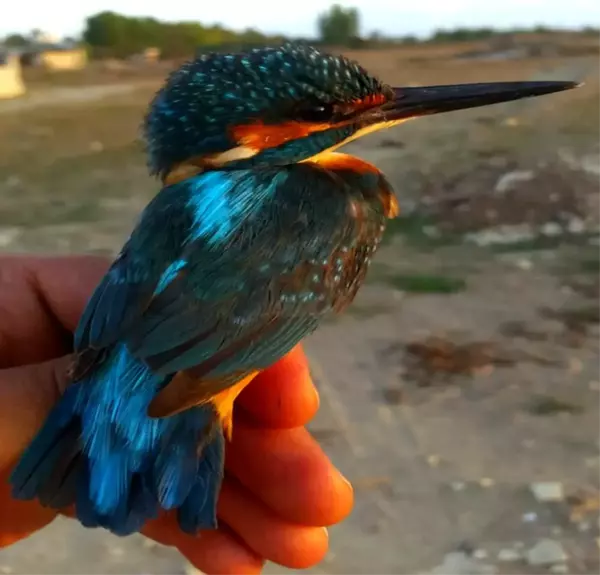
[0,1,599,573]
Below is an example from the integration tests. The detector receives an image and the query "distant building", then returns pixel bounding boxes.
[20,41,87,71]
[129,47,161,63]
[141,47,161,62]
[0,51,26,99]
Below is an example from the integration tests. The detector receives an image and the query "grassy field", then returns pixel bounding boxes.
[0,39,599,574]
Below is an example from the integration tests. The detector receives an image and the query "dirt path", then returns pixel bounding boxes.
[0,81,158,115]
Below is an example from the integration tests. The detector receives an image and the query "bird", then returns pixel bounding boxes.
[10,43,578,537]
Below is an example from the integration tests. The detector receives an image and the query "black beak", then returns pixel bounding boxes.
[377,81,581,121]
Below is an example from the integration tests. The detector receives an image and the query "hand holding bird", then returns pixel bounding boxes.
[0,255,353,573]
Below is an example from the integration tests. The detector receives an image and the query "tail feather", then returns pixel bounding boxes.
[89,450,133,515]
[153,438,200,510]
[177,427,225,533]
[10,345,225,537]
[42,452,85,509]
[11,389,79,503]
[37,424,82,507]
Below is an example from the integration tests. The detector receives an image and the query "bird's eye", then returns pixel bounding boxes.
[294,103,335,123]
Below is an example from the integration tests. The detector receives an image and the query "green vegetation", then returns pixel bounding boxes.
[82,11,286,58]
[526,395,584,416]
[382,214,459,249]
[317,5,361,47]
[580,257,600,274]
[79,6,364,58]
[383,274,467,294]
[3,33,28,47]
[430,27,499,43]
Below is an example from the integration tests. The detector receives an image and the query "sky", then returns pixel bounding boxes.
[2,0,600,39]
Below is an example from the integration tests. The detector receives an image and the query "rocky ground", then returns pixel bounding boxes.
[0,49,598,574]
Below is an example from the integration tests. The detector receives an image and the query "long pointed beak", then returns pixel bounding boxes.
[376,80,581,121]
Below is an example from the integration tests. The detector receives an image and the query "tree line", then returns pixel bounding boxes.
[82,11,287,59]
[2,5,598,59]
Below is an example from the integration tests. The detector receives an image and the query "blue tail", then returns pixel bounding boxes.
[9,344,225,536]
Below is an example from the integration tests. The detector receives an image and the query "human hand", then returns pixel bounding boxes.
[0,255,353,573]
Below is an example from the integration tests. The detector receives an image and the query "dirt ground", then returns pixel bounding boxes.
[0,42,599,574]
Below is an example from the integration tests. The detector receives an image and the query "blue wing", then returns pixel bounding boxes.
[73,161,387,416]
[73,175,202,353]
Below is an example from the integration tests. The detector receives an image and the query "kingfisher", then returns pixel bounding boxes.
[10,44,577,537]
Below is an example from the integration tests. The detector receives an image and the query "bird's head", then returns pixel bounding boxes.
[143,43,579,184]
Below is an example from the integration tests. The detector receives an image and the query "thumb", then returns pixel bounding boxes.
[0,355,71,469]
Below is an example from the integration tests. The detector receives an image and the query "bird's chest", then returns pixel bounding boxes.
[274,188,389,316]
[321,194,388,313]
[183,165,393,321]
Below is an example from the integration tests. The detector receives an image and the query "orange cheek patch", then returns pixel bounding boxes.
[351,93,388,112]
[333,94,389,117]
[229,93,389,152]
[231,121,330,151]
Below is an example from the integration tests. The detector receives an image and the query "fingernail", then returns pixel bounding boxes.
[310,382,320,410]
[339,472,353,490]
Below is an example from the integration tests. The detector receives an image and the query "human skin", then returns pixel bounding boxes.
[0,255,354,574]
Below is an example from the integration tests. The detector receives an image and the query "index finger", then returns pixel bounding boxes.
[0,256,108,367]
[237,345,320,429]
[3,255,109,331]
